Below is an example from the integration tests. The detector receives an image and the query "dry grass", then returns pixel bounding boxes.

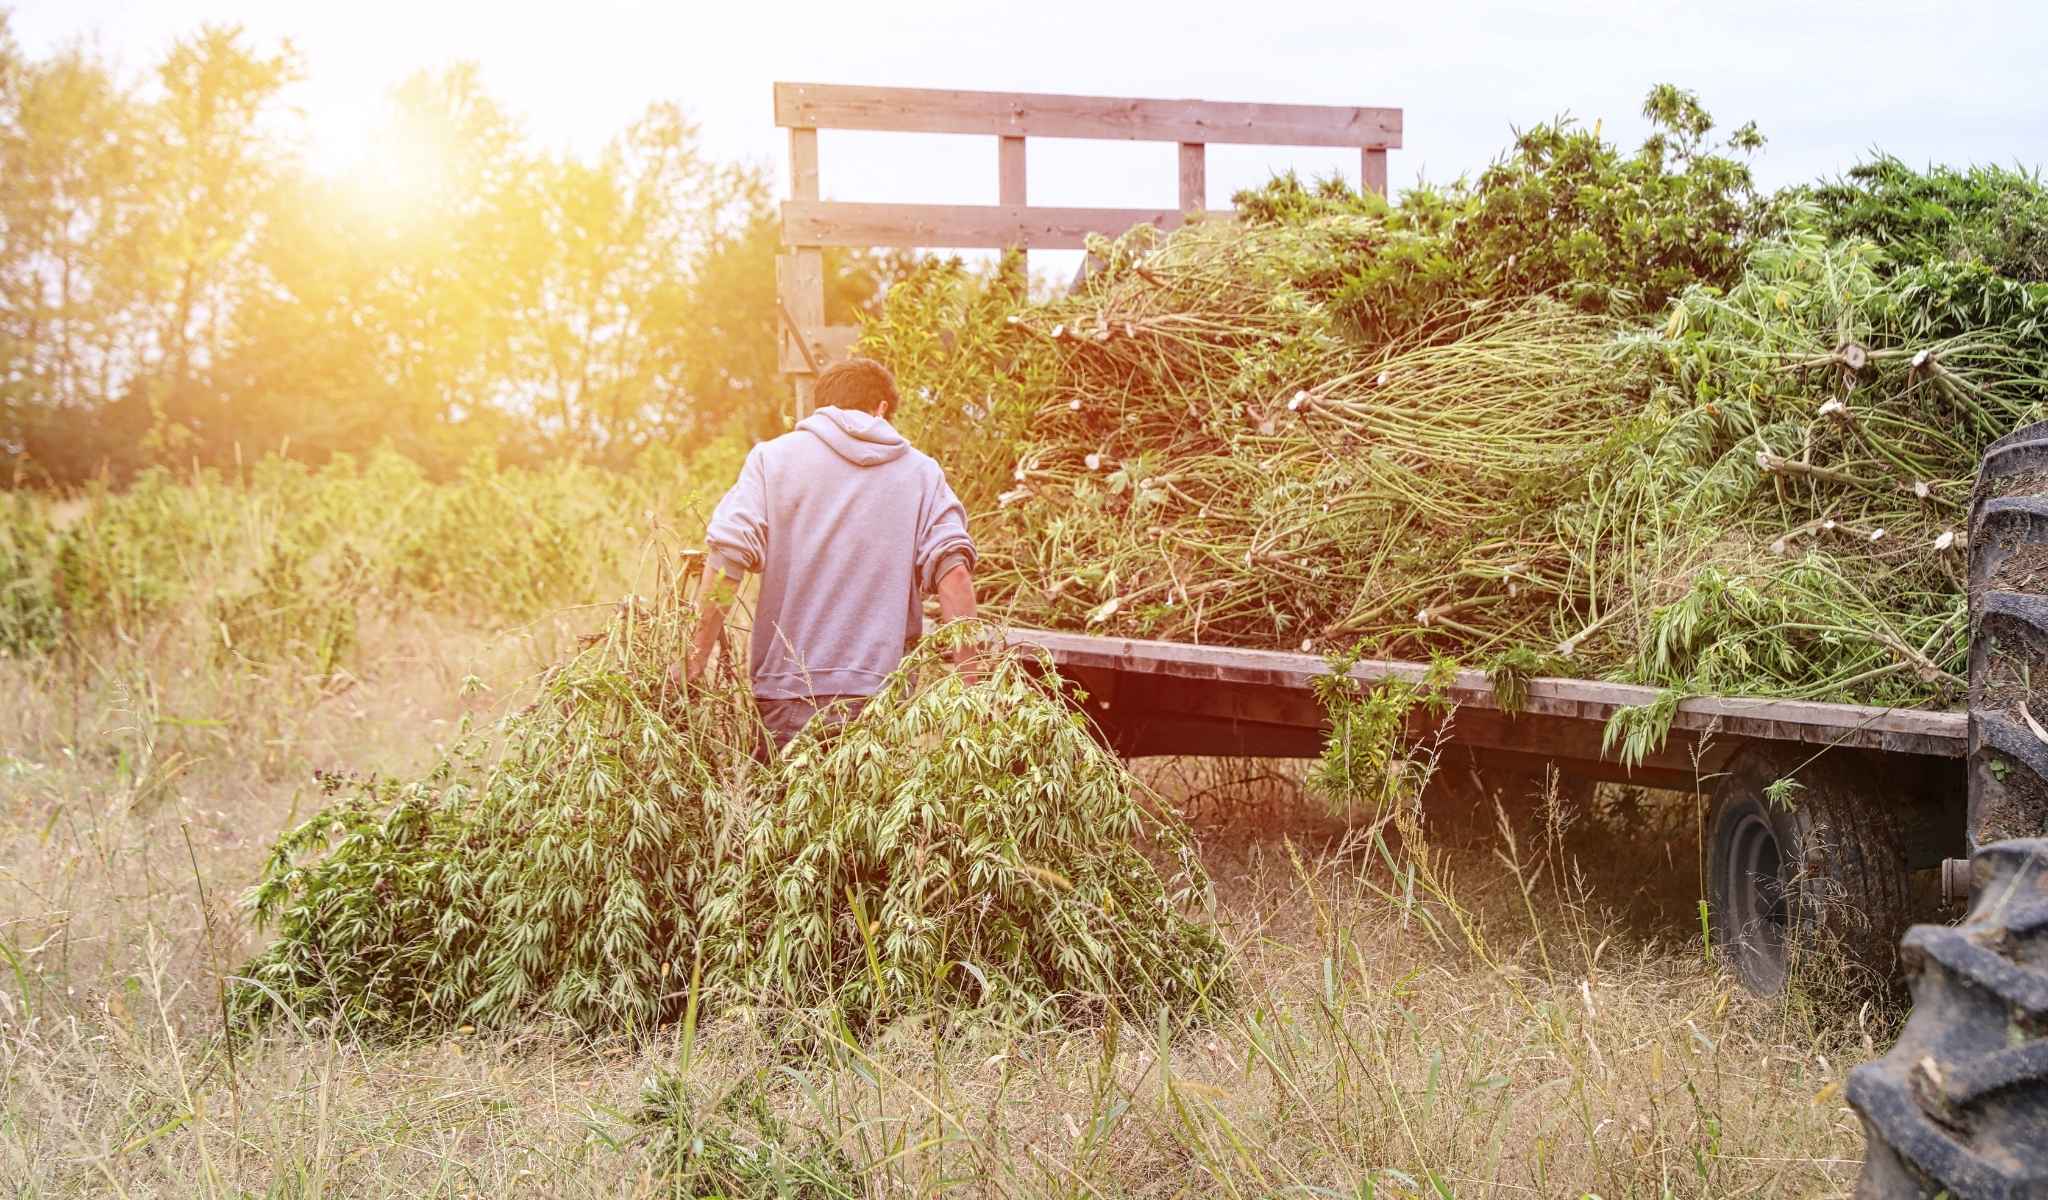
[1,608,1890,1197]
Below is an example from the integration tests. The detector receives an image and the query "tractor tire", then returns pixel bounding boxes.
[1845,839,2048,1198]
[1706,743,1911,996]
[1846,420,2048,1197]
[1967,420,2048,849]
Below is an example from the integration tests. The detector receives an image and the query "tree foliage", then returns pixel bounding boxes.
[0,15,895,484]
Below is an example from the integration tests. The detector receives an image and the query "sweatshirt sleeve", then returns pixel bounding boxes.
[704,446,769,580]
[915,465,977,594]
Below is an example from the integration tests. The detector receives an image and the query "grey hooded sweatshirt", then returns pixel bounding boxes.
[704,406,975,701]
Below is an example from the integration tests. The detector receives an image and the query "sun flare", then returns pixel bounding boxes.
[332,116,453,222]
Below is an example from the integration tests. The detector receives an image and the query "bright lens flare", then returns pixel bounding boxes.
[319,101,458,224]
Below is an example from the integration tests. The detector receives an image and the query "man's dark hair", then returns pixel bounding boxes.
[815,357,900,415]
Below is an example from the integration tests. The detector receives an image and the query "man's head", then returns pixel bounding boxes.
[816,357,899,420]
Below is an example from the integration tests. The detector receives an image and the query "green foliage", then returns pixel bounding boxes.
[1614,218,2043,706]
[237,595,756,1031]
[639,1073,859,1199]
[0,21,906,484]
[1878,259,2048,345]
[0,440,744,665]
[1797,156,2048,358]
[1307,648,1454,819]
[207,541,364,678]
[49,468,236,635]
[860,253,1050,515]
[706,627,1230,1028]
[235,600,1234,1035]
[863,174,2042,721]
[383,451,628,622]
[1601,689,1684,771]
[236,770,470,1028]
[1805,154,2048,283]
[1763,775,1804,811]
[0,492,61,655]
[1230,84,1769,342]
[1485,646,1548,716]
[1445,83,1764,316]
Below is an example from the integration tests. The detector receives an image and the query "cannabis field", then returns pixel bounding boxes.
[0,456,1886,1194]
[6,86,2048,1195]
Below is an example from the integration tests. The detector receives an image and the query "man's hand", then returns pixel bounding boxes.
[682,560,737,685]
[935,563,984,684]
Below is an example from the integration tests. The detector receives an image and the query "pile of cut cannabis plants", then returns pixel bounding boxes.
[701,630,1229,1026]
[874,181,2048,713]
[236,594,757,1031]
[235,600,1230,1035]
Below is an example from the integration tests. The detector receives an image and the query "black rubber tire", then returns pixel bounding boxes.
[1967,420,2048,851]
[1846,420,2048,1196]
[1846,838,2048,1198]
[1707,743,1911,996]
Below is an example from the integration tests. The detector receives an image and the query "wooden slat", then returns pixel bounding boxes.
[1178,142,1206,212]
[776,82,1401,148]
[1004,626,1967,759]
[784,200,1193,250]
[998,136,1026,206]
[1362,147,1388,197]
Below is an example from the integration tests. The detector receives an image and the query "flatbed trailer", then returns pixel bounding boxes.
[1010,626,1965,790]
[1007,625,1971,999]
[771,82,2048,1195]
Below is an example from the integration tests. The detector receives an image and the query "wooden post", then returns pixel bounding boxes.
[786,126,825,417]
[999,134,1027,282]
[998,135,1026,205]
[1362,146,1388,198]
[1178,142,1205,212]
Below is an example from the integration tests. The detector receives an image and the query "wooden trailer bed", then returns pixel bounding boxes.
[1008,626,1966,793]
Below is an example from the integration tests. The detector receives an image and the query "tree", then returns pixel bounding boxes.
[0,20,912,484]
[0,21,150,478]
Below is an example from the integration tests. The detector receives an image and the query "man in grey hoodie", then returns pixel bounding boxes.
[682,357,979,748]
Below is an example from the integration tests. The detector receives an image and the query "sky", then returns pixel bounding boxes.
[12,0,2048,272]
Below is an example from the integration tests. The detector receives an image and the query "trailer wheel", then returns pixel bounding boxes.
[1848,420,2048,1197]
[1707,744,1910,996]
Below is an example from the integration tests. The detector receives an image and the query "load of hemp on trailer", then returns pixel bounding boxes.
[867,182,2048,718]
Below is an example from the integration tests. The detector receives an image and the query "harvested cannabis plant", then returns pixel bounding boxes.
[236,591,760,1031]
[875,196,2048,713]
[236,599,1232,1034]
[701,631,1231,1027]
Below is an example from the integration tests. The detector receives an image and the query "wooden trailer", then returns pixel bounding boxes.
[1010,626,1962,787]
[765,81,2048,1191]
[1008,625,1969,995]
[768,81,1969,996]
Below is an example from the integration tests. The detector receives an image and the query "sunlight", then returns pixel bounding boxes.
[321,97,457,223]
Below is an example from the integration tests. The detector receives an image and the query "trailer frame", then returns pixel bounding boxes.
[772,81,1401,414]
[1008,626,1963,789]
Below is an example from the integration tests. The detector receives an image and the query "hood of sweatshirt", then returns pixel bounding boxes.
[797,405,910,467]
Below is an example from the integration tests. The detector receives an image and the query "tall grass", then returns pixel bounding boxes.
[0,642,1881,1195]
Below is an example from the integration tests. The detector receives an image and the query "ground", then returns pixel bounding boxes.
[1,610,1889,1197]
